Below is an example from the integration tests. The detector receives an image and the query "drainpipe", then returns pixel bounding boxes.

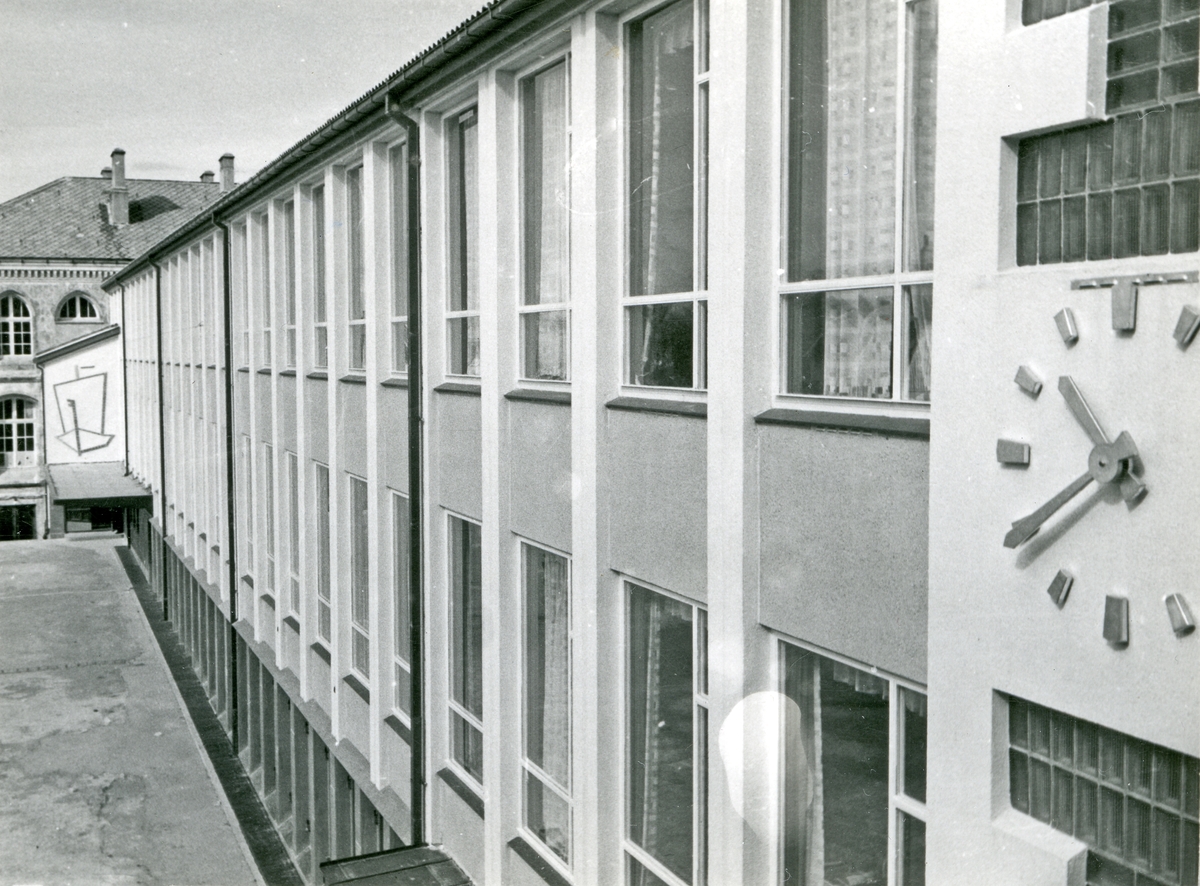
[155,263,168,621]
[216,218,240,751]
[387,96,426,845]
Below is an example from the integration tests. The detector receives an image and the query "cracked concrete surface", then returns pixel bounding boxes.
[0,536,257,886]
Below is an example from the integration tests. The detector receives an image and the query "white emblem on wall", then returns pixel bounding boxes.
[54,368,114,454]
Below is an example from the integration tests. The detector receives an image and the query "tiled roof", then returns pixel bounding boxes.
[0,176,222,261]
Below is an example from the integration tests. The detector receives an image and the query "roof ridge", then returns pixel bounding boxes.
[0,176,74,212]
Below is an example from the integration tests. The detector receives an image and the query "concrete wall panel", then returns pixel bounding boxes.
[507,400,571,554]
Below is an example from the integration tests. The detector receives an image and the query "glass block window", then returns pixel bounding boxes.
[1009,696,1199,886]
[1107,0,1199,114]
[1016,101,1200,264]
[1023,0,1099,27]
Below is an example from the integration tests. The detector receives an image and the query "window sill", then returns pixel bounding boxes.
[256,367,272,376]
[505,388,571,406]
[339,374,367,385]
[306,370,328,381]
[259,593,275,609]
[509,835,572,886]
[241,573,254,588]
[310,641,331,664]
[754,407,930,439]
[342,673,370,703]
[279,369,297,377]
[438,767,484,819]
[606,396,706,419]
[384,713,412,743]
[237,367,250,374]
[380,377,409,389]
[283,615,300,632]
[435,381,482,397]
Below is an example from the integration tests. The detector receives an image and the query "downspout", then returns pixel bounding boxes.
[155,262,169,621]
[388,96,426,845]
[216,218,241,751]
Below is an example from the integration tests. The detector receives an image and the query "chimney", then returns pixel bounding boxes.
[101,167,112,180]
[109,148,129,226]
[219,154,235,192]
[200,171,215,183]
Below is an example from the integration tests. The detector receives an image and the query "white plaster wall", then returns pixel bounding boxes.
[41,333,125,466]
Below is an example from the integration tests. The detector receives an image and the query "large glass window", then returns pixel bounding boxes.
[240,435,255,577]
[781,0,936,403]
[349,476,369,677]
[449,515,483,784]
[448,109,481,377]
[625,0,709,390]
[283,199,297,368]
[264,443,275,594]
[58,293,99,322]
[347,165,367,372]
[311,185,328,369]
[392,492,411,717]
[255,212,271,366]
[390,144,410,374]
[779,642,928,886]
[521,60,571,382]
[287,451,300,615]
[0,397,35,466]
[0,294,32,356]
[315,462,332,644]
[626,582,707,886]
[1009,695,1199,886]
[523,543,571,866]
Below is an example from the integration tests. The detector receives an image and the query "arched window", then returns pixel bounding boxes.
[0,397,35,465]
[0,294,32,356]
[58,292,99,322]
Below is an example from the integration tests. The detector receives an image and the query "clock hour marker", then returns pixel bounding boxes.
[1173,305,1200,347]
[1165,593,1195,637]
[1014,365,1042,396]
[1046,570,1073,609]
[1054,308,1078,345]
[1103,596,1129,647]
[996,439,1030,465]
[1111,279,1137,332]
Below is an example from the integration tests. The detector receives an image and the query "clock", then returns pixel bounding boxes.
[997,270,1199,647]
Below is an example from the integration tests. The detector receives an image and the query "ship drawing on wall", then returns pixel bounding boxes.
[53,371,114,454]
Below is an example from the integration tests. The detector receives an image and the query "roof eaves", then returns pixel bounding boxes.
[33,323,121,365]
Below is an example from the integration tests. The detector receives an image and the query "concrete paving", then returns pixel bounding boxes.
[0,535,260,886]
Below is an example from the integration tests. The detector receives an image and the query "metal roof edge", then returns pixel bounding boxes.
[104,0,558,290]
[33,323,121,365]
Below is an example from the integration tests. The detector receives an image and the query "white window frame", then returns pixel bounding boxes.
[388,142,410,377]
[446,510,484,789]
[348,474,370,679]
[619,0,710,395]
[621,575,708,886]
[775,0,935,415]
[263,442,276,594]
[391,490,412,721]
[518,538,573,873]
[346,162,367,374]
[517,54,573,386]
[286,450,300,615]
[253,210,272,367]
[0,293,33,357]
[445,105,481,379]
[314,461,332,646]
[309,183,329,370]
[773,633,929,886]
[281,197,298,369]
[232,222,250,366]
[57,292,100,323]
[240,434,255,579]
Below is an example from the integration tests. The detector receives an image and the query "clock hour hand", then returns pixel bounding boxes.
[1059,376,1109,447]
[1004,470,1095,548]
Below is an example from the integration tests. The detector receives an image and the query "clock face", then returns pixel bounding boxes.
[995,273,1200,648]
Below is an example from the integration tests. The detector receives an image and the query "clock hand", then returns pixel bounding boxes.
[1058,376,1110,447]
[1004,470,1095,548]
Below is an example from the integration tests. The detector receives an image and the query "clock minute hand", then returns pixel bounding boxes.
[1004,470,1095,549]
[1059,376,1110,447]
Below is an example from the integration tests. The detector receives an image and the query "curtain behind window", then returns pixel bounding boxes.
[628,584,693,884]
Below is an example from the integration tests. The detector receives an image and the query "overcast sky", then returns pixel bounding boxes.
[0,0,482,203]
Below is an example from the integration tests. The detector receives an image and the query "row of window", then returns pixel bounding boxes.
[0,292,100,357]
